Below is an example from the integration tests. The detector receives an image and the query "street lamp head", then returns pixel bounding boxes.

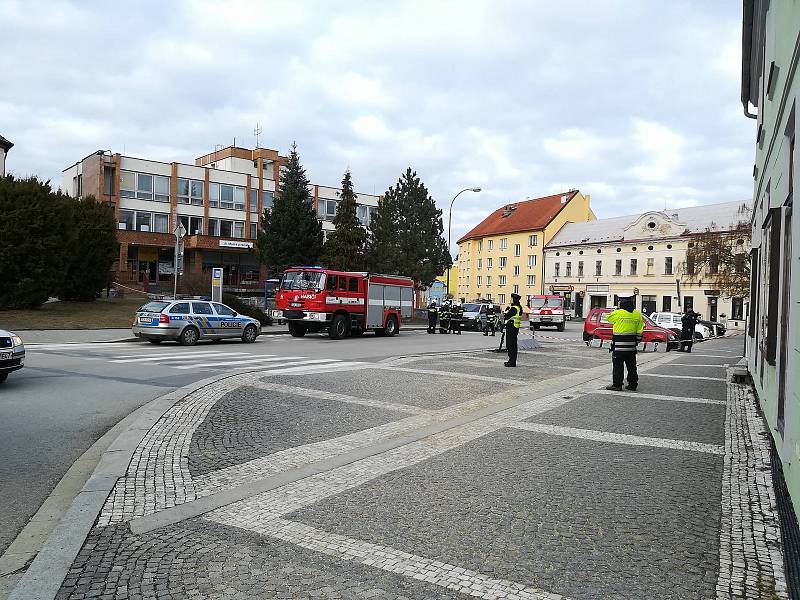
[470,187,481,192]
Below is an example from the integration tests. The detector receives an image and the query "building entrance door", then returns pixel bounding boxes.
[641,295,657,316]
[708,296,718,322]
[590,294,607,309]
[575,292,584,319]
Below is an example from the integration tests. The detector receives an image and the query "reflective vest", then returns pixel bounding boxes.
[606,308,644,352]
[505,305,521,329]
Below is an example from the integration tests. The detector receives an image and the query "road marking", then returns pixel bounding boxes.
[223,517,567,600]
[686,354,744,359]
[510,422,724,454]
[172,356,311,370]
[369,365,527,385]
[642,373,727,381]
[109,352,250,363]
[591,388,727,405]
[668,363,728,368]
[253,360,370,375]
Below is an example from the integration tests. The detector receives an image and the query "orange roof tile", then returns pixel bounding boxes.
[457,191,578,243]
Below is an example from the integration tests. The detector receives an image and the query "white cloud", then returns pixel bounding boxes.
[543,128,614,161]
[629,118,686,182]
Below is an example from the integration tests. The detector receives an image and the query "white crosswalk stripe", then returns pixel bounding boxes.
[172,356,313,370]
[110,352,254,363]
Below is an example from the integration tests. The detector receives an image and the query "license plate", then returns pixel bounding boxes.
[139,316,154,324]
[271,310,283,318]
[290,302,301,308]
[0,352,11,360]
[541,317,552,321]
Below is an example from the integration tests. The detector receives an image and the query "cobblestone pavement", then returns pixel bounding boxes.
[34,337,792,599]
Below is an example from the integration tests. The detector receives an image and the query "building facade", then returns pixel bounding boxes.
[63,145,380,292]
[741,0,800,513]
[543,202,751,327]
[455,191,594,306]
[0,134,12,176]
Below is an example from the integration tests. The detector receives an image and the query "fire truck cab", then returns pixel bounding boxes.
[273,267,414,339]
[528,294,566,331]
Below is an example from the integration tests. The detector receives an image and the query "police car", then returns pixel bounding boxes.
[132,299,261,346]
[0,329,25,383]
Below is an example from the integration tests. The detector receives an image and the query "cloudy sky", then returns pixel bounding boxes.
[2,0,754,250]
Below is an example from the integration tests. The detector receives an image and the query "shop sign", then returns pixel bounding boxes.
[550,284,574,292]
[704,289,720,296]
[219,240,254,249]
[586,284,609,293]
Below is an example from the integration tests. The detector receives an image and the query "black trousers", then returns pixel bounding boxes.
[612,352,638,387]
[506,327,519,365]
[427,316,437,333]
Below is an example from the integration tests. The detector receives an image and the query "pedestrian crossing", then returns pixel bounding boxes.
[26,342,366,373]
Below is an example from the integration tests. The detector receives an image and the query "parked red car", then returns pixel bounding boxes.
[583,307,679,351]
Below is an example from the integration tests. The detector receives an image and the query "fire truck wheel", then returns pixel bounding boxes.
[329,314,349,340]
[288,321,307,337]
[557,323,565,332]
[383,315,398,337]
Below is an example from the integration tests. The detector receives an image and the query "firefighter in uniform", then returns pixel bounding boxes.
[450,301,463,334]
[427,301,438,334]
[484,304,499,336]
[605,293,644,391]
[503,294,523,367]
[679,308,700,352]
[439,299,452,334]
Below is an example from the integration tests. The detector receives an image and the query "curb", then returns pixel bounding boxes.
[4,370,247,600]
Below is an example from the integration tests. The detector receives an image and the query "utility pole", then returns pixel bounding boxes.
[173,222,186,299]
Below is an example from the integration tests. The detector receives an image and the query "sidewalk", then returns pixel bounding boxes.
[7,338,792,599]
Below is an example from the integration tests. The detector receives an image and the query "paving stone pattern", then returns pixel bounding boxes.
[290,428,723,600]
[634,374,728,400]
[188,386,406,476]
[526,393,726,445]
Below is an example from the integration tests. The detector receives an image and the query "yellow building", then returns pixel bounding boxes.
[437,267,458,295]
[456,190,594,306]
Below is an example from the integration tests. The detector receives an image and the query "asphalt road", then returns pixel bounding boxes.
[0,321,583,556]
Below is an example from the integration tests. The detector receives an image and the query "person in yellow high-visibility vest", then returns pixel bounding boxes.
[503,293,523,367]
[605,293,644,391]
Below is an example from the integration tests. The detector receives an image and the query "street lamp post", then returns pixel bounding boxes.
[447,187,481,298]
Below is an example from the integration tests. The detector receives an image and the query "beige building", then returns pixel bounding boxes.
[0,134,12,176]
[455,190,594,306]
[543,201,751,328]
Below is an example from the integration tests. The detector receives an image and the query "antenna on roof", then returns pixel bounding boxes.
[254,123,262,148]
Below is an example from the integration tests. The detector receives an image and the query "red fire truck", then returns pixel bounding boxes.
[272,267,414,339]
[528,294,566,331]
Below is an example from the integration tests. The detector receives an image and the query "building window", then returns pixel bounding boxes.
[513,265,520,276]
[118,210,134,231]
[477,258,482,269]
[662,296,672,312]
[499,275,507,286]
[233,221,244,238]
[220,220,232,237]
[249,223,257,240]
[646,257,654,275]
[566,262,572,277]
[177,178,204,206]
[487,257,493,268]
[233,186,246,211]
[318,199,337,220]
[153,213,169,233]
[487,275,492,286]
[630,259,638,275]
[664,256,673,275]
[208,218,219,236]
[357,205,369,226]
[529,234,538,246]
[513,284,519,294]
[498,293,506,304]
[514,243,521,257]
[527,275,535,286]
[135,211,151,232]
[178,215,203,236]
[709,255,719,275]
[477,275,482,287]
[577,260,584,277]
[684,295,694,312]
[595,260,602,276]
[731,297,744,320]
[615,259,622,275]
[488,239,494,251]
[249,189,258,213]
[154,176,170,202]
[478,240,483,252]
[686,255,696,275]
[499,257,507,268]
[135,173,153,200]
[209,183,219,208]
[262,190,274,211]
[500,238,508,250]
[527,255,536,268]
[554,262,560,277]
[120,171,168,202]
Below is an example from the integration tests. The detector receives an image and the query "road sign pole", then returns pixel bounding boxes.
[173,222,186,299]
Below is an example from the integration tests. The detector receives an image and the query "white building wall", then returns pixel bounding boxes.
[0,148,6,176]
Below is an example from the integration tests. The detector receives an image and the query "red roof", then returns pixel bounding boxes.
[458,191,578,243]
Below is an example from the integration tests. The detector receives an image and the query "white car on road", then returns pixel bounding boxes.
[649,312,712,340]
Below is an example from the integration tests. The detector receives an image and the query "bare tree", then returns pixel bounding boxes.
[683,203,752,298]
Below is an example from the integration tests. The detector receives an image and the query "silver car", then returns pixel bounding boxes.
[0,329,25,383]
[132,299,261,346]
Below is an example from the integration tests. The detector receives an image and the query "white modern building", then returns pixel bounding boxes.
[0,134,12,176]
[62,144,380,290]
[543,201,752,328]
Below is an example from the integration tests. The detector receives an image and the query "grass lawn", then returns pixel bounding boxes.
[0,296,148,330]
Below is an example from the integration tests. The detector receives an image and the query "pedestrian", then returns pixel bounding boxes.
[439,299,452,334]
[503,293,523,367]
[427,300,438,334]
[679,308,700,352]
[483,304,499,336]
[605,293,644,391]
[450,301,463,335]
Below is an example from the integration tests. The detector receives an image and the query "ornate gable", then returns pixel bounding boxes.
[622,211,686,241]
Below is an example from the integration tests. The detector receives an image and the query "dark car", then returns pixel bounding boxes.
[0,329,25,383]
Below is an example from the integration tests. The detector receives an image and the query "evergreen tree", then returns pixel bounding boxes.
[322,169,366,270]
[256,143,323,276]
[368,168,451,286]
[0,176,75,308]
[58,196,118,301]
